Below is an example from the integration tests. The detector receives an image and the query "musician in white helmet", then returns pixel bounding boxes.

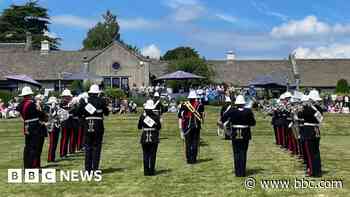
[152,92,167,117]
[59,89,74,158]
[16,86,44,168]
[138,99,161,176]
[298,90,324,177]
[45,96,61,162]
[77,84,109,172]
[221,95,256,177]
[218,96,233,139]
[178,91,205,164]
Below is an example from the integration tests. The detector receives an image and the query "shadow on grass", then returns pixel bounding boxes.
[160,137,169,140]
[199,140,209,147]
[246,168,265,176]
[156,169,172,175]
[197,158,213,163]
[102,167,126,174]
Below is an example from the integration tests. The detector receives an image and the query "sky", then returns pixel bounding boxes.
[2,0,350,60]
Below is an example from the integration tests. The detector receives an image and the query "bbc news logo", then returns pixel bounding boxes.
[8,169,102,183]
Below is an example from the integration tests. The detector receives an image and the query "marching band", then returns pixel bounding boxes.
[15,84,324,178]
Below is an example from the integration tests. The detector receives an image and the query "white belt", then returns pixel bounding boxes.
[96,110,103,113]
[232,125,249,128]
[143,128,156,131]
[86,117,103,120]
[304,123,320,127]
[24,118,39,123]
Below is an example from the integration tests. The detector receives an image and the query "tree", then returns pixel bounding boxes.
[83,10,120,50]
[162,47,200,61]
[336,79,349,94]
[0,1,60,50]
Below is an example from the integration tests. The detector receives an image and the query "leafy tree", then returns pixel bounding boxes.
[0,1,60,50]
[69,80,83,95]
[336,79,349,94]
[119,39,141,54]
[83,10,120,50]
[162,47,200,61]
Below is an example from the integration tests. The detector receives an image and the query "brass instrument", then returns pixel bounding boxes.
[183,101,202,122]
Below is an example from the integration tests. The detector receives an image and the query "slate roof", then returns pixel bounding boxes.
[0,50,99,80]
[208,59,350,87]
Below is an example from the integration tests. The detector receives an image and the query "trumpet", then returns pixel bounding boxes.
[183,101,202,122]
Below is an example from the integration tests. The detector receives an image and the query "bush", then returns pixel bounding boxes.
[130,95,147,106]
[0,90,15,104]
[336,79,349,94]
[104,88,126,99]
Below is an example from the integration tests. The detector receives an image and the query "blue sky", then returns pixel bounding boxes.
[2,0,350,59]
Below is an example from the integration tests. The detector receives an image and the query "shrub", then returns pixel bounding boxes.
[336,79,349,94]
[0,90,15,104]
[104,88,126,99]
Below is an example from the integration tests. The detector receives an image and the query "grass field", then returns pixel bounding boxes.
[0,106,349,197]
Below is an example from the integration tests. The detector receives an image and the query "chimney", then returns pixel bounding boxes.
[24,32,32,51]
[83,56,89,73]
[226,51,235,62]
[40,40,50,55]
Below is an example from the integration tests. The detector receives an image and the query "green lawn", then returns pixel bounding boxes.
[0,106,349,197]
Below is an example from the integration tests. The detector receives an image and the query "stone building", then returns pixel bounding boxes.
[1,35,350,92]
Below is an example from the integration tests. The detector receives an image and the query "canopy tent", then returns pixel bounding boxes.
[62,72,103,81]
[156,70,205,81]
[249,73,294,88]
[5,74,41,87]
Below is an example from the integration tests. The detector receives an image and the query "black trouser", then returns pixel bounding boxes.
[273,126,278,144]
[304,138,322,177]
[60,127,71,157]
[24,131,41,169]
[184,128,200,164]
[142,143,158,176]
[77,125,85,151]
[69,126,79,154]
[48,127,60,162]
[232,139,249,177]
[85,129,104,171]
[37,135,45,168]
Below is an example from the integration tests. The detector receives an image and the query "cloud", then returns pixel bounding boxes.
[294,44,350,59]
[164,0,206,22]
[51,15,97,29]
[215,14,238,24]
[271,15,350,38]
[251,0,288,21]
[119,18,159,30]
[141,44,161,59]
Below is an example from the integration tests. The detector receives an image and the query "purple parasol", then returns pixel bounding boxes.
[156,71,205,81]
[5,74,41,87]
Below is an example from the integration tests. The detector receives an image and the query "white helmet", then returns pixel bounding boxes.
[280,91,292,100]
[19,86,34,97]
[188,91,198,99]
[88,84,101,94]
[47,96,58,104]
[308,90,322,101]
[225,96,232,102]
[154,92,160,97]
[301,94,309,102]
[235,95,246,105]
[144,99,155,110]
[61,89,72,97]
